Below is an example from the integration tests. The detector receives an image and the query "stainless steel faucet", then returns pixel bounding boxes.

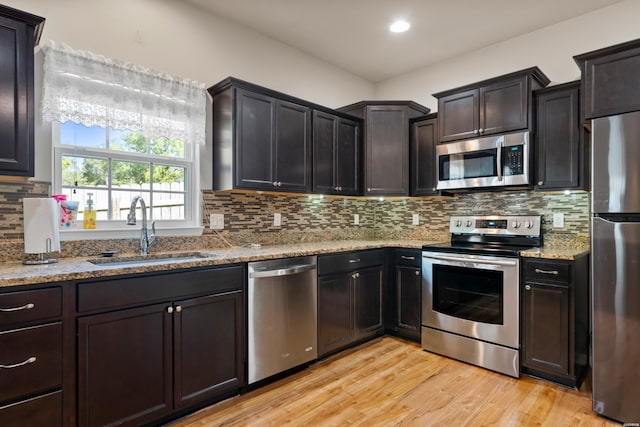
[127,196,156,254]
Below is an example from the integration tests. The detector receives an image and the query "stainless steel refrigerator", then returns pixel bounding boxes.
[591,111,640,423]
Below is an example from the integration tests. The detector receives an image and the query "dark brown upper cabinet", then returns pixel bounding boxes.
[574,38,640,120]
[209,77,362,195]
[409,114,439,196]
[0,5,44,177]
[433,67,550,144]
[312,110,360,196]
[338,101,430,196]
[535,81,588,191]
[210,82,312,193]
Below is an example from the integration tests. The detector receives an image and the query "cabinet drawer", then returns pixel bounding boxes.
[0,323,62,404]
[395,249,421,267]
[523,259,570,284]
[318,250,384,276]
[0,287,62,329]
[77,264,245,313]
[0,390,62,427]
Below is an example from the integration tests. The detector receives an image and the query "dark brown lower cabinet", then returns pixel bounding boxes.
[317,250,384,356]
[521,256,589,388]
[76,266,245,427]
[388,249,422,342]
[0,391,62,427]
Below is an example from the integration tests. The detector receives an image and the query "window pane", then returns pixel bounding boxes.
[153,192,185,220]
[153,165,185,187]
[62,155,108,186]
[150,136,185,158]
[111,160,151,187]
[109,128,149,154]
[60,122,106,149]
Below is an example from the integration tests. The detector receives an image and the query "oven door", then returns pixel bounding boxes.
[421,250,519,349]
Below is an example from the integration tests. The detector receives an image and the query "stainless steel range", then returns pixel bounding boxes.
[421,215,541,377]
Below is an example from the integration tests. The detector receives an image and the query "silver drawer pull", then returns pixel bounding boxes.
[401,256,416,260]
[0,303,35,312]
[0,356,36,369]
[535,268,559,275]
[348,259,361,263]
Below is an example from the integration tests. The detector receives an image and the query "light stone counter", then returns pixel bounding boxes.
[0,240,427,288]
[0,239,590,289]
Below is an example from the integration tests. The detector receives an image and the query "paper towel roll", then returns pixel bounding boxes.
[24,198,61,254]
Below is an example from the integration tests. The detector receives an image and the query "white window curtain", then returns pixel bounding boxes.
[41,40,206,145]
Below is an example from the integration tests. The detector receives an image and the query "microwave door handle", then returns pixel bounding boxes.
[496,141,503,182]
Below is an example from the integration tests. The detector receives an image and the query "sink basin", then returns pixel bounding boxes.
[88,252,219,267]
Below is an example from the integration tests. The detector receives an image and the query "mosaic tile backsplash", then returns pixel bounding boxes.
[0,179,590,262]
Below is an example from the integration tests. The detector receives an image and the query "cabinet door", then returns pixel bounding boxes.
[410,117,438,196]
[522,282,570,376]
[174,291,244,409]
[78,304,173,427]
[353,266,383,340]
[480,77,528,136]
[0,15,33,176]
[438,89,479,143]
[275,100,311,192]
[312,110,338,194]
[318,274,353,356]
[535,85,581,190]
[394,266,421,341]
[336,117,360,195]
[235,88,276,190]
[365,106,409,195]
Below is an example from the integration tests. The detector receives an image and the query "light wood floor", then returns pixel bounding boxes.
[169,336,619,427]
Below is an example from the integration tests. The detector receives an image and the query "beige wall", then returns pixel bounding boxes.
[375,0,640,111]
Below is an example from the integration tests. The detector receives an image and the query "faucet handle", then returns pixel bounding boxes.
[148,221,157,246]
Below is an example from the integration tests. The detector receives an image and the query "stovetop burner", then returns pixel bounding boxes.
[423,215,542,257]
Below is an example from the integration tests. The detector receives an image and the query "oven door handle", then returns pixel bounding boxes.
[423,254,518,267]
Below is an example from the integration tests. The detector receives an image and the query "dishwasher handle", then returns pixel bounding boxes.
[249,263,317,278]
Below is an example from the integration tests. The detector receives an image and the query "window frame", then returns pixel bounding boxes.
[51,122,203,241]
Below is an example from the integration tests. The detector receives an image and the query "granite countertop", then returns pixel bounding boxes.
[0,239,589,289]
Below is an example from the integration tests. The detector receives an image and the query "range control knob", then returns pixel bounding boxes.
[465,220,473,227]
[524,221,533,229]
[511,221,521,229]
[454,220,462,227]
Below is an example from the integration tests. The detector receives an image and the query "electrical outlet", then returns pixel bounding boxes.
[273,213,281,227]
[210,213,224,230]
[412,214,419,225]
[354,214,360,225]
[553,213,564,228]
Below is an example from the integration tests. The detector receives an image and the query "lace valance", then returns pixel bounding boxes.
[41,41,206,145]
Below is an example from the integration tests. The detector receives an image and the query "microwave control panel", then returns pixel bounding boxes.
[503,145,524,175]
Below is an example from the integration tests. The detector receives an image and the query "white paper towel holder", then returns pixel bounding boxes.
[23,239,59,265]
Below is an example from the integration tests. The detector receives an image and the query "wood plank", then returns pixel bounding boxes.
[169,337,618,427]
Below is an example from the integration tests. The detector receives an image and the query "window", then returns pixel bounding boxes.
[42,41,206,239]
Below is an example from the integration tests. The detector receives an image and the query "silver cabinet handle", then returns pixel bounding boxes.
[352,273,360,279]
[535,268,559,275]
[401,256,416,260]
[348,259,361,263]
[0,303,35,312]
[538,181,544,186]
[1,356,36,369]
[367,188,371,192]
[415,271,420,276]
[525,285,532,291]
[273,181,278,187]
[167,306,174,314]
[175,306,182,313]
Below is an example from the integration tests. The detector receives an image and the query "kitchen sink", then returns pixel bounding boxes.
[88,251,220,267]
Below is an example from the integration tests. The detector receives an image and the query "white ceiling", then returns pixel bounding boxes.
[184,0,623,83]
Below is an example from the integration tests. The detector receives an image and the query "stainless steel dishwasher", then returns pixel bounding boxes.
[248,256,317,384]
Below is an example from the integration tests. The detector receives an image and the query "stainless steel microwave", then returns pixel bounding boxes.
[436,131,530,191]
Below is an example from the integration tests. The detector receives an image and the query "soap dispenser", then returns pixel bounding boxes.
[83,193,96,229]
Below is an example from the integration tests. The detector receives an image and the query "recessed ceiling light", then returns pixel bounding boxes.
[390,20,410,33]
